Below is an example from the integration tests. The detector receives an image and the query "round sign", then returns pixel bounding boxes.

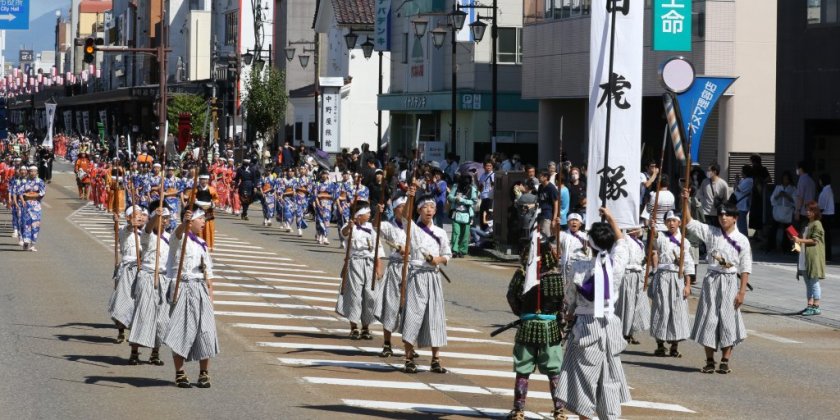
[659,57,695,94]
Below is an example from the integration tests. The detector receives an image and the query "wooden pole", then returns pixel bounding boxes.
[678,130,693,278]
[399,119,422,308]
[371,175,386,290]
[643,125,669,290]
[339,177,362,294]
[172,135,206,304]
[152,0,168,290]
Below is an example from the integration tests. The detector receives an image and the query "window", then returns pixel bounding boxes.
[497,28,523,64]
[526,0,591,24]
[809,0,840,25]
[402,33,409,64]
[225,12,238,46]
[308,122,316,142]
[294,122,303,141]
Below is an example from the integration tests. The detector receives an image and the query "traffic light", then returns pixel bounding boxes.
[83,38,95,64]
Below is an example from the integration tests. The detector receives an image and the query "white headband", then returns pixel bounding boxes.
[159,208,172,217]
[416,198,436,211]
[354,207,371,218]
[567,213,582,222]
[28,165,38,171]
[125,206,148,218]
[665,210,681,222]
[191,209,206,220]
[391,196,407,210]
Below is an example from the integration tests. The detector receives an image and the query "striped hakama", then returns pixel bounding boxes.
[616,269,650,337]
[375,257,404,333]
[128,270,171,348]
[648,269,691,342]
[335,257,382,326]
[164,280,219,361]
[108,260,138,327]
[401,267,447,348]
[690,271,748,349]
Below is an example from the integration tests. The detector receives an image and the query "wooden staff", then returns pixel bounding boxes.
[643,125,669,290]
[371,174,386,290]
[152,139,169,290]
[128,179,141,265]
[340,176,362,294]
[678,130,693,278]
[112,170,122,267]
[399,119,422,308]
[172,136,206,304]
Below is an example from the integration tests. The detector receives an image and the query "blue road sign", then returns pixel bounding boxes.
[0,0,29,30]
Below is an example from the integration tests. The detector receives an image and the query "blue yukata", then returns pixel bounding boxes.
[261,176,277,220]
[278,177,296,225]
[21,177,47,245]
[293,177,310,230]
[335,181,355,227]
[148,174,162,202]
[312,180,336,237]
[163,176,183,231]
[11,177,25,237]
[273,177,285,221]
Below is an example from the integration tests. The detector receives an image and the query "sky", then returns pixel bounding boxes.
[4,0,70,64]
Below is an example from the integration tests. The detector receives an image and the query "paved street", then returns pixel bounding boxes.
[1,163,840,419]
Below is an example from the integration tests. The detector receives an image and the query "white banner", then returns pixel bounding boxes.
[585,0,643,229]
[320,87,341,153]
[44,103,57,148]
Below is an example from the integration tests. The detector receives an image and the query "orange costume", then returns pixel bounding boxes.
[108,167,127,213]
[196,182,219,250]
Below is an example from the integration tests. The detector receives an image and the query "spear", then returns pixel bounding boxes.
[172,135,206,304]
[152,133,169,290]
[400,119,422,308]
[371,173,386,290]
[643,125,669,290]
[340,176,363,294]
[678,130,693,278]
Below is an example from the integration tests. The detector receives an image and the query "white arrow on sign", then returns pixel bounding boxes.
[0,14,16,22]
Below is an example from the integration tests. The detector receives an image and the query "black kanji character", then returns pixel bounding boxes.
[597,165,629,201]
[598,73,632,110]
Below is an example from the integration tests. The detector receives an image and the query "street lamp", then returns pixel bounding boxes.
[459,0,499,153]
[286,39,319,147]
[344,31,359,50]
[470,19,488,42]
[361,38,375,59]
[242,51,254,65]
[412,18,429,38]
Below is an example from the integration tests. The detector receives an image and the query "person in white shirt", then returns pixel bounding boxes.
[818,174,834,261]
[770,171,797,251]
[644,174,675,232]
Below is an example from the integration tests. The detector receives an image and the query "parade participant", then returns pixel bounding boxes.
[227,158,241,215]
[336,200,384,340]
[148,163,163,203]
[108,158,127,214]
[313,169,336,244]
[163,166,183,232]
[557,207,631,420]
[10,166,26,243]
[0,156,9,208]
[20,166,47,251]
[128,200,172,366]
[214,159,230,213]
[234,158,258,221]
[164,206,219,388]
[353,172,370,201]
[195,173,219,251]
[504,230,567,420]
[556,213,589,279]
[374,195,408,358]
[293,165,312,237]
[260,169,277,227]
[95,158,111,210]
[108,205,146,344]
[648,210,693,357]
[180,167,196,209]
[75,152,92,200]
[278,167,296,231]
[335,170,355,246]
[615,225,650,345]
[401,192,452,374]
[680,191,752,375]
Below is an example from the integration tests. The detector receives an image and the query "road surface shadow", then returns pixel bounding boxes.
[273,332,349,340]
[303,248,343,254]
[65,354,128,366]
[84,376,172,388]
[622,360,699,373]
[301,404,482,419]
[53,322,116,330]
[55,334,117,344]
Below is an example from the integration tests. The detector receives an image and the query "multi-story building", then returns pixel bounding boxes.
[55,11,71,75]
[522,0,777,181]
[776,1,840,185]
[277,0,318,145]
[380,0,538,163]
[74,0,112,74]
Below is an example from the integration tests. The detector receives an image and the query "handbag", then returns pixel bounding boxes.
[453,211,471,224]
[773,205,794,224]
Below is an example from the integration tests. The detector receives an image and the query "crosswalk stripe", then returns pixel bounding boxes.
[341,400,546,420]
[213,290,291,299]
[218,261,309,268]
[213,282,335,295]
[227,276,338,288]
[231,323,321,333]
[745,330,802,344]
[317,328,510,346]
[216,270,338,281]
[211,249,281,256]
[256,342,512,363]
[214,243,265,250]
[214,311,337,322]
[216,267,326,274]
[213,300,334,311]
[276,357,548,382]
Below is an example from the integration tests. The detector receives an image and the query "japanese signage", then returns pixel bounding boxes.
[653,0,692,51]
[462,94,481,110]
[63,110,73,133]
[586,0,643,229]
[320,87,341,153]
[676,76,737,162]
[374,0,391,51]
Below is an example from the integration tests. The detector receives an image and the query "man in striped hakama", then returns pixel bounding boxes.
[163,206,219,388]
[374,195,408,358]
[108,205,146,344]
[680,194,752,375]
[615,226,650,344]
[648,211,693,357]
[401,193,452,374]
[558,208,631,420]
[335,201,384,340]
[127,200,172,366]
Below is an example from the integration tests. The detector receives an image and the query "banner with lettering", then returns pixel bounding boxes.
[43,103,57,148]
[585,0,643,229]
[374,0,391,51]
[676,76,737,162]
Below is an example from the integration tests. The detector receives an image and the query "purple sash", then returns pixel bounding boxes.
[665,232,681,247]
[631,236,644,250]
[572,231,587,248]
[187,231,208,252]
[577,263,611,302]
[393,219,403,229]
[418,223,442,246]
[721,229,742,255]
[355,223,372,234]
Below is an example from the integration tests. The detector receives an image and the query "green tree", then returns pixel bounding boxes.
[167,93,210,136]
[242,66,287,146]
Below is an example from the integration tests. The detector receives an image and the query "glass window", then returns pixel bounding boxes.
[308,122,316,142]
[529,0,590,24]
[828,0,839,23]
[808,0,840,25]
[225,12,238,46]
[402,33,409,64]
[497,28,523,64]
[294,122,302,141]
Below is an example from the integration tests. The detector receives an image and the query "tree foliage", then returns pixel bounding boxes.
[167,93,211,136]
[242,66,287,142]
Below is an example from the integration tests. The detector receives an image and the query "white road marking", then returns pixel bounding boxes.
[211,249,281,256]
[276,357,548,382]
[213,255,294,263]
[213,282,335,295]
[212,290,291,299]
[622,400,696,413]
[217,261,308,268]
[747,329,802,344]
[256,342,512,363]
[213,243,265,250]
[231,323,321,333]
[214,311,337,322]
[341,400,546,420]
[213,300,334,312]
[244,277,338,288]
[317,328,511,346]
[217,267,326,274]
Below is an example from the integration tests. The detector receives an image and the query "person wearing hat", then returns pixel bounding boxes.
[680,190,752,375]
[556,213,589,280]
[109,205,148,344]
[127,200,172,366]
[401,189,452,374]
[233,158,259,220]
[373,194,409,358]
[557,207,632,420]
[20,165,47,251]
[336,200,384,340]
[648,210,693,358]
[75,151,92,200]
[312,169,336,244]
[615,225,651,345]
[195,173,219,250]
[163,204,220,388]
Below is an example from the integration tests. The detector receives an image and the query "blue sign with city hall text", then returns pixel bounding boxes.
[0,0,29,30]
[653,0,691,51]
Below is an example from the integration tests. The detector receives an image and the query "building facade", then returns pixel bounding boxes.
[522,0,777,182]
